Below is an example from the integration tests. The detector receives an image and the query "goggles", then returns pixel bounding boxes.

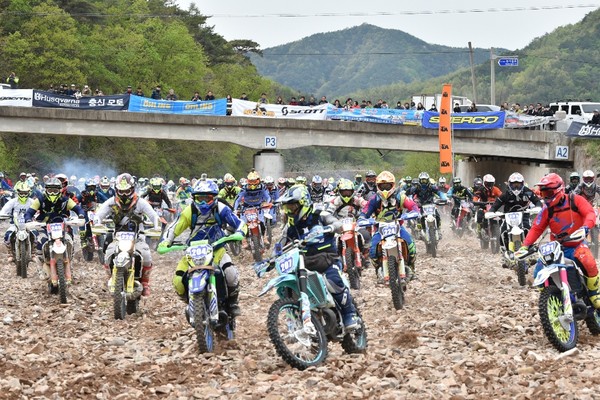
[539,188,557,199]
[340,189,354,198]
[225,181,235,187]
[510,182,523,190]
[194,194,214,205]
[366,177,376,183]
[117,188,134,197]
[46,187,61,195]
[282,202,300,214]
[583,176,595,183]
[377,183,393,191]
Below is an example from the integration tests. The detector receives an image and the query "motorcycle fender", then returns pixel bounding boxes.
[510,226,523,236]
[426,215,435,223]
[340,232,354,242]
[264,213,273,220]
[16,231,28,241]
[52,240,67,255]
[189,270,209,294]
[533,266,559,287]
[114,252,130,268]
[382,237,397,250]
[258,274,296,297]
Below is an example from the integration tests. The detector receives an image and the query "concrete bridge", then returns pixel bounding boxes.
[0,106,574,183]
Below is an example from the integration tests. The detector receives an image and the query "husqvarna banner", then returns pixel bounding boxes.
[128,95,226,115]
[438,84,453,174]
[231,99,327,120]
[327,107,422,125]
[565,121,600,137]
[0,89,33,107]
[32,91,129,110]
[423,111,506,130]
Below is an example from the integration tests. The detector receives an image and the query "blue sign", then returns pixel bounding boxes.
[422,111,506,130]
[498,57,518,67]
[128,95,226,115]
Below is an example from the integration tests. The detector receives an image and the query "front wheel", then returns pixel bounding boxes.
[388,255,404,310]
[56,258,68,304]
[428,227,437,258]
[191,293,215,353]
[113,267,126,320]
[267,297,328,370]
[265,222,273,250]
[539,286,578,352]
[517,260,528,286]
[490,225,500,254]
[345,251,361,290]
[18,240,29,279]
[228,241,242,257]
[590,227,599,259]
[250,234,262,262]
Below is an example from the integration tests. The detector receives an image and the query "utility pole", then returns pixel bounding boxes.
[490,47,496,106]
[468,42,477,103]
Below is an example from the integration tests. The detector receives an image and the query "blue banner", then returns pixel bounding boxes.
[32,91,129,110]
[128,95,226,115]
[326,107,423,125]
[423,111,506,130]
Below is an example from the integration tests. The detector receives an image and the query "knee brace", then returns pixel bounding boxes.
[221,262,239,287]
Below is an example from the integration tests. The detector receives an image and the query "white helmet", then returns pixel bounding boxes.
[70,175,77,185]
[483,174,495,189]
[583,170,596,187]
[508,172,525,196]
[438,177,446,184]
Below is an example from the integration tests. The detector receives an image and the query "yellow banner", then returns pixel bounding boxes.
[439,84,453,174]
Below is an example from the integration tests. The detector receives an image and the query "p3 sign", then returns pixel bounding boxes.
[264,136,277,149]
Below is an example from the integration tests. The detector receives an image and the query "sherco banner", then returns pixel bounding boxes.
[327,107,422,125]
[128,95,226,115]
[423,111,506,130]
[504,112,550,129]
[565,121,600,137]
[32,91,129,110]
[0,89,33,107]
[231,99,327,120]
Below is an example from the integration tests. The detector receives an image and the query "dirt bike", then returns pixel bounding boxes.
[419,201,445,258]
[451,198,474,238]
[145,206,175,249]
[254,227,367,370]
[516,227,600,352]
[0,210,36,278]
[475,201,501,254]
[93,220,162,319]
[241,204,272,262]
[0,189,13,208]
[27,217,85,304]
[337,217,364,290]
[157,232,243,353]
[81,209,106,264]
[486,207,541,286]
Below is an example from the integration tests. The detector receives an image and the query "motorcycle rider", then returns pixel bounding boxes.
[446,177,474,229]
[357,170,378,201]
[410,172,448,238]
[96,176,116,204]
[263,176,279,225]
[438,177,450,193]
[575,169,600,205]
[516,173,600,308]
[55,173,80,201]
[353,174,363,190]
[309,175,325,203]
[77,179,99,245]
[175,177,193,211]
[359,171,420,281]
[0,181,34,261]
[218,173,240,207]
[159,180,247,316]
[94,173,160,296]
[234,170,271,246]
[295,176,307,186]
[24,177,87,286]
[0,172,13,190]
[565,172,581,195]
[143,177,173,210]
[489,172,542,251]
[472,174,503,236]
[278,185,360,329]
[276,177,288,197]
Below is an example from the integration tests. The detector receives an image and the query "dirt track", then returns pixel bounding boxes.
[1,221,600,399]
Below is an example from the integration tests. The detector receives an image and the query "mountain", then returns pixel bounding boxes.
[249,23,502,98]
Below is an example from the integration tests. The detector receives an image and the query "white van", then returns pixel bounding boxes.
[549,101,600,124]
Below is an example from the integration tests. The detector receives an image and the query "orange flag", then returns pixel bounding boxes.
[438,84,453,174]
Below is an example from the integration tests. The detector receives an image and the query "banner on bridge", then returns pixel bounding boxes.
[423,111,506,130]
[0,89,33,107]
[128,95,226,115]
[327,107,422,124]
[438,84,453,175]
[32,91,129,110]
[231,99,327,119]
[504,112,550,129]
[565,121,600,137]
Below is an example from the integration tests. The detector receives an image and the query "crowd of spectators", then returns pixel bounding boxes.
[499,101,554,117]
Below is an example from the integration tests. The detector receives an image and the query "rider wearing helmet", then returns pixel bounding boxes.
[295,176,307,186]
[234,170,271,245]
[160,179,247,316]
[357,170,378,201]
[410,172,448,236]
[353,174,363,190]
[277,185,360,329]
[0,172,12,191]
[24,177,87,288]
[97,176,116,204]
[142,177,172,210]
[94,173,160,296]
[438,177,450,193]
[263,176,279,226]
[518,173,600,308]
[0,181,34,261]
[218,173,241,207]
[309,175,325,203]
[77,179,99,243]
[472,174,503,236]
[55,173,81,201]
[175,177,193,207]
[446,177,474,227]
[277,177,288,197]
[575,170,600,204]
[489,172,542,251]
[565,172,581,194]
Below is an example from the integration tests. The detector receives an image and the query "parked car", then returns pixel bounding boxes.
[458,104,501,112]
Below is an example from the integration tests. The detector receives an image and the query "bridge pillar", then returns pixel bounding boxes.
[455,157,572,189]
[253,150,284,180]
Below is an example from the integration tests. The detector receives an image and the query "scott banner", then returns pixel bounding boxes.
[565,121,600,137]
[128,95,226,115]
[231,99,327,120]
[423,111,506,130]
[438,85,453,174]
[0,89,33,107]
[32,91,129,110]
[327,107,422,125]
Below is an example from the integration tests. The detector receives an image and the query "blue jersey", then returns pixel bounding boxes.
[234,185,271,210]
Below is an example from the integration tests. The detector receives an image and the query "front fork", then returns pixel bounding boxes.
[380,239,405,282]
[297,259,316,335]
[558,267,574,329]
[49,241,73,285]
[340,234,363,271]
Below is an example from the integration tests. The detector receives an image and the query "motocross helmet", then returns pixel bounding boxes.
[239,178,248,188]
[115,173,137,210]
[473,178,484,191]
[85,179,97,195]
[278,185,311,225]
[311,175,323,190]
[19,172,27,181]
[337,178,355,203]
[569,172,580,186]
[365,170,377,188]
[287,177,296,186]
[354,174,362,184]
[55,173,69,189]
[483,174,495,190]
[192,179,218,214]
[247,170,261,190]
[44,177,62,204]
[0,172,5,179]
[452,177,461,188]
[536,173,564,208]
[277,177,287,187]
[14,181,31,204]
[418,172,430,189]
[295,176,307,185]
[100,176,110,190]
[69,175,77,185]
[223,173,236,187]
[582,170,595,187]
[508,172,525,196]
[439,177,447,185]
[264,175,275,190]
[150,177,163,193]
[376,171,396,200]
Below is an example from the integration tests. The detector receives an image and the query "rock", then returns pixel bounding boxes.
[3,315,13,325]
[555,347,580,360]
[516,366,535,375]
[27,342,45,355]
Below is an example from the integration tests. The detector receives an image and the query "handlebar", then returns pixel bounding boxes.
[157,231,244,255]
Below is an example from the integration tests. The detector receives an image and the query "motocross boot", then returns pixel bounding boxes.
[370,258,384,284]
[332,288,359,330]
[227,285,241,317]
[586,275,600,309]
[141,265,152,296]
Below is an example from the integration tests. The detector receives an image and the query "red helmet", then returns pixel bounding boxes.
[536,173,564,208]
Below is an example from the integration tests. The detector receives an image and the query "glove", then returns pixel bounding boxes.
[158,240,172,249]
[584,226,590,236]
[274,242,282,257]
[514,245,529,259]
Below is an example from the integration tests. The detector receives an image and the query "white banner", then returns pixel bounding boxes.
[0,89,33,107]
[231,99,328,120]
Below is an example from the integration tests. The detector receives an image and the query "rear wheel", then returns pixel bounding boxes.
[428,228,437,258]
[113,268,126,320]
[265,222,273,250]
[585,309,600,335]
[251,235,262,262]
[345,251,361,290]
[82,244,94,262]
[388,255,404,310]
[56,259,68,304]
[490,225,500,254]
[517,260,528,286]
[539,286,578,352]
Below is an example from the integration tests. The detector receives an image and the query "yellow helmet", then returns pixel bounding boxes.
[14,181,31,204]
[247,170,261,190]
[376,171,396,200]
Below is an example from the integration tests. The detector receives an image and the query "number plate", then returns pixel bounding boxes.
[48,223,63,233]
[245,211,258,221]
[187,244,212,260]
[277,253,296,274]
[379,222,397,237]
[539,241,559,256]
[423,205,435,215]
[115,231,135,241]
[506,212,522,226]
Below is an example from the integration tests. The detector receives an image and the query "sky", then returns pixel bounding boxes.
[177,1,600,50]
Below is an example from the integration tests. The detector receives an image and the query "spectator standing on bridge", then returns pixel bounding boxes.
[259,92,268,104]
[125,85,133,95]
[165,88,177,101]
[275,96,284,105]
[134,87,145,97]
[298,96,307,106]
[205,90,215,101]
[467,102,478,112]
[319,96,328,105]
[81,85,92,97]
[289,97,298,105]
[240,93,249,100]
[151,85,162,100]
[332,99,341,108]
[589,109,600,125]
[416,102,425,111]
[66,84,76,96]
[429,104,438,112]
[191,91,201,101]
[6,72,19,89]
[453,102,461,113]
[226,94,232,116]
[308,96,317,106]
